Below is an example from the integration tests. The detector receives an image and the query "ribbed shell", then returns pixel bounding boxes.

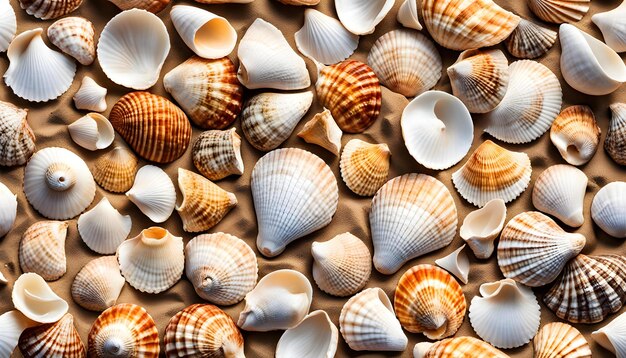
[591,182,626,238]
[297,109,343,156]
[550,105,601,166]
[0,0,16,53]
[71,256,125,312]
[19,221,68,281]
[126,165,176,223]
[19,0,82,19]
[340,139,390,196]
[532,165,588,227]
[528,0,590,23]
[592,311,626,357]
[505,18,557,59]
[370,174,458,275]
[47,16,95,65]
[606,103,626,166]
[192,128,244,181]
[294,9,358,65]
[0,100,34,166]
[18,313,85,358]
[73,76,107,112]
[316,60,382,133]
[93,146,138,193]
[533,322,591,358]
[107,0,169,12]
[414,337,508,358]
[0,181,16,237]
[77,197,131,254]
[109,92,192,163]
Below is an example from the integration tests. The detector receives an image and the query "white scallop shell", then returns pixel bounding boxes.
[0,0,16,52]
[593,2,626,53]
[532,165,588,227]
[126,165,176,223]
[591,181,626,238]
[435,245,470,284]
[397,0,421,30]
[460,199,506,259]
[71,256,125,312]
[68,113,115,151]
[593,311,626,357]
[276,310,338,358]
[335,0,394,35]
[12,273,69,323]
[295,9,358,65]
[73,76,107,112]
[0,181,17,237]
[0,310,37,358]
[78,197,131,255]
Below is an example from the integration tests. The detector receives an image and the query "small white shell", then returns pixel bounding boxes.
[435,245,470,284]
[0,0,16,52]
[68,113,115,151]
[12,273,69,323]
[295,9,358,65]
[276,310,338,358]
[297,109,343,155]
[71,256,125,312]
[532,165,588,227]
[591,182,626,238]
[47,16,95,65]
[335,0,394,35]
[126,165,176,223]
[592,311,626,357]
[78,197,131,255]
[460,199,506,259]
[0,310,37,357]
[397,0,421,30]
[593,2,626,52]
[0,181,17,237]
[73,76,107,112]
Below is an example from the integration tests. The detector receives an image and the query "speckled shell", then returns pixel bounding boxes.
[505,19,557,59]
[19,0,82,19]
[533,322,591,358]
[413,337,508,358]
[71,256,125,312]
[93,145,139,193]
[606,103,626,166]
[107,0,169,12]
[192,128,244,181]
[0,100,34,166]
[18,313,85,358]
[340,139,391,196]
[532,165,588,227]
[47,16,95,65]
[528,0,590,23]
[550,105,601,166]
[19,221,68,281]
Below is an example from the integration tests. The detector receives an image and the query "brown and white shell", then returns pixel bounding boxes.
[504,19,557,59]
[19,221,68,281]
[107,0,170,13]
[71,256,125,312]
[550,105,601,166]
[192,128,244,181]
[606,103,626,166]
[297,109,343,156]
[528,0,590,23]
[47,16,95,65]
[413,337,508,358]
[92,145,139,193]
[18,313,85,358]
[0,100,35,167]
[533,322,591,358]
[19,0,82,20]
[340,139,391,196]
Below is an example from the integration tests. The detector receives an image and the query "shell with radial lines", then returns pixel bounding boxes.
[107,0,169,12]
[192,128,244,181]
[340,139,391,196]
[533,322,591,358]
[0,311,38,358]
[505,19,557,59]
[71,256,125,312]
[18,313,85,358]
[19,0,82,20]
[0,100,35,167]
[126,165,176,223]
[0,182,16,237]
[592,311,626,357]
[528,0,590,23]
[591,182,626,238]
[593,2,626,52]
[93,145,138,193]
[334,0,393,35]
[295,9,358,65]
[606,103,626,166]
[73,76,107,112]
[0,0,16,52]
[297,109,343,156]
[68,113,115,151]
[276,310,338,358]
[532,165,588,227]
[413,337,508,358]
[460,199,507,259]
[78,197,131,255]
[550,105,601,166]
[47,16,95,65]
[12,273,69,323]
[19,220,68,281]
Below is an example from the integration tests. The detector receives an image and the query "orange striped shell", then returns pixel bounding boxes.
[415,336,508,357]
[19,313,85,357]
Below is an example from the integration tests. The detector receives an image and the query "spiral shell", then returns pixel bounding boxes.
[19,0,82,20]
[71,256,125,312]
[19,221,68,281]
[0,100,34,167]
[18,313,85,357]
[550,105,601,166]
[533,322,591,358]
[340,139,390,196]
[93,145,139,193]
[47,16,95,65]
[192,128,244,181]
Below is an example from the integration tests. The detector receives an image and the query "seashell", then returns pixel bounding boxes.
[339,287,407,351]
[394,264,467,339]
[12,273,69,323]
[19,0,82,19]
[0,311,37,358]
[241,91,314,151]
[593,2,626,53]
[117,227,184,294]
[0,182,16,237]
[277,0,319,4]
[192,128,244,181]
[297,109,343,156]
[607,103,626,166]
[109,91,192,163]
[97,9,170,90]
[469,278,541,348]
[93,145,138,193]
[126,165,176,223]
[505,19,557,59]
[497,211,586,287]
[71,256,125,312]
[370,174,457,275]
[5,28,76,102]
[544,254,626,323]
[550,105,601,166]
[485,60,562,144]
[78,197,131,254]
[452,140,532,207]
[164,56,243,130]
[368,29,441,98]
[88,303,159,357]
[401,90,473,169]
[170,5,236,59]
[340,139,390,196]
[413,337,508,358]
[334,0,393,35]
[0,270,6,284]
[24,147,96,220]
[68,113,115,151]
[164,304,244,358]
[18,313,85,357]
[447,49,509,114]
[276,310,338,358]
[47,16,95,65]
[311,232,371,297]
[107,0,169,13]
[397,0,421,30]
[19,220,68,281]
[73,76,107,112]
[237,18,310,90]
[316,60,381,133]
[532,165,588,227]
[529,0,590,24]
[421,0,520,50]
[194,0,254,3]
[185,233,258,305]
[251,148,338,257]
[435,245,470,284]
[0,100,34,167]
[0,0,15,53]
[559,24,626,96]
[295,9,358,65]
[460,199,506,259]
[238,269,313,331]
[591,182,626,238]
[592,311,626,357]
[534,322,591,358]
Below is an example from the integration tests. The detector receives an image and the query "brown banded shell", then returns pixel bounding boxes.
[550,105,601,166]
[18,313,85,358]
[533,322,591,358]
[528,0,590,24]
[505,19,557,59]
[0,100,34,167]
[47,16,95,66]
[93,145,139,193]
[297,109,343,156]
[107,0,170,13]
[606,103,626,166]
[19,221,68,281]
[192,128,244,181]
[340,139,390,196]
[414,337,508,358]
[71,256,125,312]
[19,0,82,20]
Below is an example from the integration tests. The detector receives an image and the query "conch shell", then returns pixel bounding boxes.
[67,113,115,151]
[593,2,626,52]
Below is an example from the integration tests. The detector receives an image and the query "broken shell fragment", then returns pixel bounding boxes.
[12,272,69,323]
[297,109,343,156]
[460,199,506,259]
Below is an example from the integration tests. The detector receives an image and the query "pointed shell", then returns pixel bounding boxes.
[460,198,506,259]
[0,311,37,358]
[93,145,138,193]
[607,103,626,166]
[534,322,591,358]
[107,0,169,13]
[276,310,338,358]
[19,221,68,281]
[71,256,125,312]
[73,76,107,112]
[435,245,470,284]
[593,2,626,52]
[126,165,176,223]
[297,109,343,156]
[529,0,590,24]
[68,113,115,151]
[192,128,244,181]
[591,182,626,238]
[397,0,421,30]
[19,0,82,19]
[340,139,390,196]
[0,0,16,52]
[334,0,393,35]
[78,197,131,254]
[0,182,17,237]
[18,313,85,357]
[550,106,601,166]
[505,19,557,59]
[532,165,588,227]
[12,273,69,323]
[413,337,508,358]
[592,311,626,357]
[47,16,95,65]
[295,9,358,65]
[0,100,34,167]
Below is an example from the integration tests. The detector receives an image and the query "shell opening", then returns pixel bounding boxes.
[196,18,235,54]
[584,29,626,81]
[140,227,169,246]
[479,279,520,300]
[45,163,76,191]
[433,100,449,131]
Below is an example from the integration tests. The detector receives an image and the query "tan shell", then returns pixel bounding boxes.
[606,103,626,166]
[192,128,244,181]
[93,145,139,193]
[297,109,343,156]
[0,100,35,167]
[18,313,85,357]
[414,337,509,358]
[340,139,390,196]
[71,256,125,312]
[505,19,557,59]
[277,0,318,4]
[528,0,590,23]
[107,0,170,13]
[19,221,68,281]
[550,105,601,166]
[19,0,82,19]
[47,16,95,65]
[533,322,591,358]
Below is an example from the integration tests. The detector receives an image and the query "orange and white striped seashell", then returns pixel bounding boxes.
[340,139,390,196]
[413,337,509,358]
[528,0,590,24]
[0,181,16,237]
[550,105,601,166]
[126,165,176,223]
[19,0,82,19]
[460,199,506,259]
[93,145,138,193]
[19,220,68,281]
[504,19,557,59]
[18,313,85,357]
[73,76,107,112]
[0,100,34,167]
[335,0,393,35]
[276,310,338,358]
[12,273,69,323]
[47,16,95,65]
[0,0,16,53]
[71,256,125,312]
[592,311,626,357]
[78,197,131,254]
[533,322,591,358]
[435,245,470,284]
[606,103,626,166]
[297,109,343,156]
[192,128,244,181]
[67,113,115,151]
[591,181,626,239]
[107,0,169,13]
[0,310,38,358]
[532,165,588,227]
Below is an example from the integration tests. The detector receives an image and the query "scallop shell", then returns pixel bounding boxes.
[165,304,245,358]
[19,220,68,281]
[93,145,138,193]
[339,287,407,352]
[109,91,192,163]
[370,174,458,275]
[68,113,115,151]
[0,0,16,52]
[192,128,244,181]
[413,337,508,358]
[18,313,85,357]
[73,76,107,113]
[185,232,258,305]
[241,91,314,151]
[469,278,541,349]
[0,100,34,167]
[452,140,532,207]
[532,165,588,227]
[77,197,131,254]
[164,56,243,130]
[107,0,169,13]
[529,0,590,24]
[550,106,601,166]
[251,148,338,257]
[340,139,390,196]
[316,60,381,133]
[435,245,470,284]
[334,0,393,35]
[401,90,473,170]
[460,198,506,259]
[238,269,313,331]
[12,273,69,323]
[447,49,509,114]
[71,256,125,312]
[397,0,421,30]
[311,232,372,297]
[126,165,176,223]
[368,29,442,98]
[534,322,591,358]
[607,103,626,166]
[593,2,626,52]
[276,310,338,358]
[394,264,466,339]
[117,227,184,294]
[47,16,95,65]
[591,182,626,238]
[505,19,557,59]
[19,0,82,19]
[592,311,626,357]
[88,303,160,357]
[297,109,343,156]
[0,182,16,237]
[97,9,170,90]
[295,9,358,65]
[485,60,562,144]
[5,28,76,102]
[0,311,37,358]
[237,18,310,90]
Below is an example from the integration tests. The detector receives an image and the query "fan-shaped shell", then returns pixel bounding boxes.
[71,256,125,312]
[107,0,169,13]
[0,311,37,358]
[505,19,557,59]
[591,182,626,238]
[0,182,16,237]
[297,109,343,156]
[295,9,358,65]
[0,0,16,52]
[276,310,338,358]
[550,106,601,166]
[607,103,626,166]
[334,0,393,35]
[0,100,34,167]
[340,139,390,196]
[397,0,421,30]
[93,145,138,193]
[12,273,69,323]
[534,322,591,358]
[413,337,508,358]
[47,16,95,65]
[18,313,85,357]
[126,165,176,223]
[78,197,131,254]
[529,0,590,24]
[192,128,244,181]
[435,245,470,284]
[19,220,68,281]
[460,198,506,259]
[592,311,626,357]
[532,165,588,227]
[73,76,107,112]
[68,113,115,151]
[19,0,82,19]
[593,2,626,53]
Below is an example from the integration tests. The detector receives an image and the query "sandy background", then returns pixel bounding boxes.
[1,0,626,356]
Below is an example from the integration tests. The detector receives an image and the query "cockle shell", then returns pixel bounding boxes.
[297,109,343,156]
[339,287,407,351]
[485,60,562,144]
[238,269,313,331]
[18,313,85,357]
[316,60,381,133]
[413,337,508,358]
[311,232,372,297]
[497,211,586,287]
[0,0,16,52]
[73,76,107,113]
[401,90,473,170]
[185,233,258,305]
[117,227,184,294]
[192,129,244,181]
[19,220,68,281]
[126,165,176,223]
[276,310,338,358]
[78,197,131,254]
[47,16,95,65]
[469,279,541,348]
[110,91,192,163]
[370,174,457,275]
[93,145,138,193]
[607,103,626,166]
[165,304,245,358]
[19,0,82,19]
[0,100,34,167]
[591,182,626,238]
[0,182,16,237]
[334,0,393,35]
[88,303,160,357]
[295,9,358,65]
[251,148,338,257]
[452,140,532,207]
[529,0,590,24]
[97,9,170,90]
[394,264,466,339]
[593,311,626,357]
[550,105,601,166]
[368,29,442,98]
[460,198,506,259]
[68,113,115,151]
[435,245,470,284]
[534,322,591,358]
[164,56,243,130]
[12,273,69,323]
[0,311,37,358]
[593,2,626,52]
[505,19,557,59]
[397,0,421,30]
[24,147,96,220]
[71,256,125,312]
[107,0,169,13]
[532,165,588,227]
[340,139,390,196]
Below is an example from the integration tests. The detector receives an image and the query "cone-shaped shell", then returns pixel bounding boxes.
[12,273,69,323]
[0,311,37,358]
[0,100,34,166]
[78,197,131,254]
[276,310,338,358]
[593,2,626,53]
[47,16,95,65]
[334,0,393,35]
[297,109,343,156]
[18,313,85,357]
[413,337,508,358]
[192,128,244,181]
[19,220,68,281]
[397,0,421,30]
[340,139,390,196]
[532,165,588,227]
[607,103,626,166]
[529,0,590,24]
[550,106,601,166]
[435,245,470,284]
[505,19,557,59]
[370,174,458,275]
[534,322,591,358]
[93,145,138,193]
[460,198,506,259]
[0,0,16,52]
[107,0,169,13]
[73,76,107,112]
[68,113,115,151]
[592,311,626,357]
[591,182,626,238]
[295,9,358,65]
[126,165,176,223]
[0,182,17,237]
[19,0,82,20]
[71,256,125,312]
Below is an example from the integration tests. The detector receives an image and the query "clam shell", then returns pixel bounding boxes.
[19,0,82,19]
[107,0,169,12]
[340,139,390,196]
[592,311,626,357]
[529,0,590,23]
[534,322,591,358]
[413,337,508,358]
[126,165,176,223]
[192,128,244,181]
[532,165,588,227]
[550,106,601,166]
[591,181,626,238]
[295,9,358,65]
[460,198,506,259]
[505,19,557,59]
[276,310,338,358]
[47,16,95,65]
[593,2,626,52]
[334,0,393,35]
[397,0,421,30]
[606,103,626,166]
[73,76,107,112]
[12,273,69,323]
[0,0,16,52]
[297,109,343,156]
[0,100,34,167]
[77,197,131,254]
[435,245,470,284]
[93,145,138,193]
[68,113,115,151]
[18,313,85,357]
[19,220,68,281]
[71,256,125,312]
[0,181,17,237]
[170,5,236,59]
[0,311,37,358]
